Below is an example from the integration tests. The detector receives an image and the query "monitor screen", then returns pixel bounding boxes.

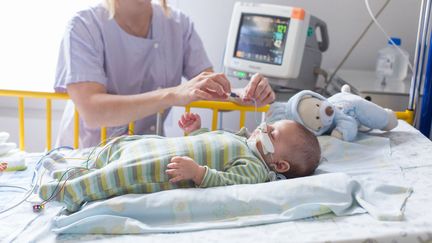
[234,14,290,66]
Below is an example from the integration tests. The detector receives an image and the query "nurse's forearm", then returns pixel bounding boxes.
[68,83,179,128]
[67,69,231,128]
[88,89,178,127]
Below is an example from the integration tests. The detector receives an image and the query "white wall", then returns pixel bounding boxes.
[0,0,99,152]
[0,0,425,151]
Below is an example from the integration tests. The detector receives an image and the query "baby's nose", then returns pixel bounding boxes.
[325,106,334,116]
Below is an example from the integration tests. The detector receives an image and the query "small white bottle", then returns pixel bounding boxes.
[376,37,409,82]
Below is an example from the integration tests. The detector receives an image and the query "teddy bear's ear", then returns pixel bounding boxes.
[341,84,351,93]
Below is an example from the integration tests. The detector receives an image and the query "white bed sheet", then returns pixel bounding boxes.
[1,120,432,243]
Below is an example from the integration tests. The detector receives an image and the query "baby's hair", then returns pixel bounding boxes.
[281,122,321,179]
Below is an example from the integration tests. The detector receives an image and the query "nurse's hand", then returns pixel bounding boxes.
[174,72,231,106]
[239,73,275,106]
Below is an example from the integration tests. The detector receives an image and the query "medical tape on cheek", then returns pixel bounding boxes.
[259,131,274,155]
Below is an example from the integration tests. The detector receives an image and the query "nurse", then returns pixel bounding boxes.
[55,0,275,148]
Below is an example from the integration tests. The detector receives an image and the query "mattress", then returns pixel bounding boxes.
[1,120,431,243]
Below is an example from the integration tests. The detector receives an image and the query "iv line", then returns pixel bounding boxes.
[328,0,392,85]
[365,0,414,72]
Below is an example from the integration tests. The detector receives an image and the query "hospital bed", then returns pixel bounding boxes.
[0,88,431,242]
[2,0,432,240]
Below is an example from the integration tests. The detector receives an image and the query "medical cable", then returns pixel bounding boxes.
[39,133,128,206]
[0,146,73,214]
[40,167,88,205]
[2,179,39,214]
[39,138,120,205]
[235,92,261,126]
[326,0,391,93]
[364,0,414,72]
[0,184,34,214]
[251,98,261,126]
[0,125,132,213]
[40,136,132,206]
[228,92,261,126]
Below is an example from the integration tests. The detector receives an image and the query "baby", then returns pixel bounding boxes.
[39,113,321,212]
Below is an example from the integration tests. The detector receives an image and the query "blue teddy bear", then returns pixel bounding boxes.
[266,85,398,141]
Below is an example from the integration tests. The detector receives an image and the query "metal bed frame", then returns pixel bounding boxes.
[417,0,432,137]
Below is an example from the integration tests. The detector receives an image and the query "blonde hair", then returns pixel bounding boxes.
[105,0,169,19]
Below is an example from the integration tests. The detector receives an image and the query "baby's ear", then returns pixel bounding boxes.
[275,160,290,173]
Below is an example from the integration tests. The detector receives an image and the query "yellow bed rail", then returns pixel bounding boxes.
[0,89,414,151]
[395,110,414,126]
[0,89,269,151]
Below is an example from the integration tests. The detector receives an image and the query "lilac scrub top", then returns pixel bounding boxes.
[54,3,212,148]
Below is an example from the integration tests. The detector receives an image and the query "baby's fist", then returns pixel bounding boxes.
[178,112,201,133]
[0,162,7,172]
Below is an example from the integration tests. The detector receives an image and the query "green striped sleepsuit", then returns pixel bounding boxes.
[39,128,271,212]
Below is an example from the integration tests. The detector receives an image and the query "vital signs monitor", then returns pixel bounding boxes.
[224,2,329,91]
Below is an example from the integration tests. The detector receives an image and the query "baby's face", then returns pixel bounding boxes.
[250,120,299,164]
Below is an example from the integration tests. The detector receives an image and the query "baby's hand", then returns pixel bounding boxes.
[178,112,201,133]
[166,156,205,185]
[0,162,7,172]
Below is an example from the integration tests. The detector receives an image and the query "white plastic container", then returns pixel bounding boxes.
[376,37,409,82]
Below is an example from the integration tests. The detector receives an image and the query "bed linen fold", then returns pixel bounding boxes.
[51,172,412,234]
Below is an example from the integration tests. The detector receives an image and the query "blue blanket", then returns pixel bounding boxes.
[51,172,411,234]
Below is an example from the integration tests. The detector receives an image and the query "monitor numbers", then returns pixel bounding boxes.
[277,24,287,33]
